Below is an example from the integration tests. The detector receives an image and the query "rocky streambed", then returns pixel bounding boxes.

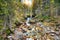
[7,20,60,40]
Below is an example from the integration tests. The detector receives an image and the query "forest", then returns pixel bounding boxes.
[0,0,60,40]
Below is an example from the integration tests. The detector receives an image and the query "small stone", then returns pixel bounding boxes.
[47,38,51,40]
[8,36,12,38]
[26,38,33,40]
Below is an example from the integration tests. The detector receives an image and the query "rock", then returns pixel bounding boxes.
[26,17,31,26]
[37,22,43,26]
[56,23,60,27]
[44,19,51,22]
[28,28,32,30]
[8,36,13,40]
[15,22,22,27]
[22,29,27,33]
[26,38,33,40]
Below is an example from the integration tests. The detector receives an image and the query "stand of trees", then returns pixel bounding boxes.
[0,0,60,39]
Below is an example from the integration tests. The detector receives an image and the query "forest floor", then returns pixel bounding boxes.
[0,17,60,40]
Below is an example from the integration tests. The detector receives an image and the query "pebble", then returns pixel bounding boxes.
[26,38,33,40]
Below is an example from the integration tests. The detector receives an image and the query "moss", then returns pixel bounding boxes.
[0,26,3,30]
[0,20,4,23]
[5,29,11,35]
[0,36,3,40]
